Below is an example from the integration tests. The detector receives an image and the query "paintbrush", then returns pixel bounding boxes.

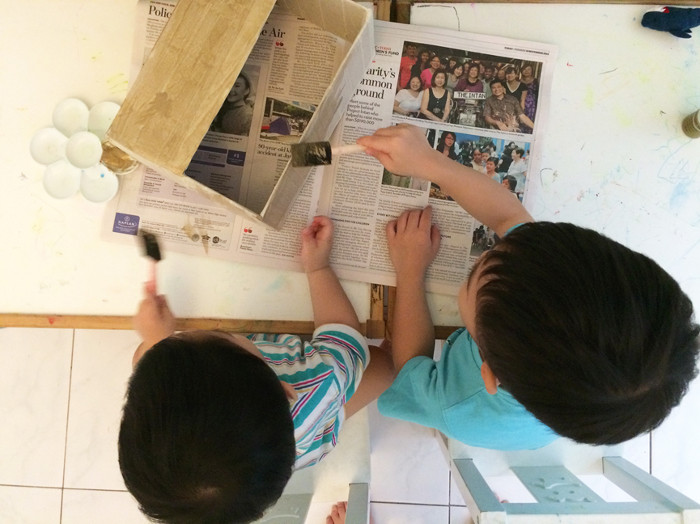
[140,230,162,295]
[290,141,366,167]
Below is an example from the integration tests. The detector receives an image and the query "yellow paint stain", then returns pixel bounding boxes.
[32,214,45,234]
[181,220,195,238]
[613,107,633,127]
[584,86,595,109]
[181,220,209,254]
[637,72,651,84]
[107,73,129,95]
[201,231,210,255]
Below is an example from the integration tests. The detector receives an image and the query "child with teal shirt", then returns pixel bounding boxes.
[358,124,699,448]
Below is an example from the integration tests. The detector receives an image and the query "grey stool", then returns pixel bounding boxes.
[255,409,371,523]
[440,431,700,524]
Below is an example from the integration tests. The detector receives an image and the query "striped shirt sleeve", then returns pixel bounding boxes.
[249,324,369,469]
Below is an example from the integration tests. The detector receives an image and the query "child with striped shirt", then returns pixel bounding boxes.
[119,216,393,523]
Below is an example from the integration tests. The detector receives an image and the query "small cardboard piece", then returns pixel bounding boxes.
[106,0,374,229]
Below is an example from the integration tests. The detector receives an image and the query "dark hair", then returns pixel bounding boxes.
[407,75,422,90]
[502,175,517,191]
[236,71,251,90]
[505,65,518,75]
[431,70,447,87]
[466,63,480,77]
[513,148,525,157]
[119,333,296,523]
[489,79,505,89]
[486,156,498,165]
[437,131,457,159]
[475,222,699,445]
[451,63,464,76]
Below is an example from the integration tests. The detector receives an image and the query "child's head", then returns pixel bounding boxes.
[119,331,296,523]
[501,175,517,191]
[459,222,699,445]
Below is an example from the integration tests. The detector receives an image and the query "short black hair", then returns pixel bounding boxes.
[502,175,517,191]
[476,222,699,445]
[119,333,296,523]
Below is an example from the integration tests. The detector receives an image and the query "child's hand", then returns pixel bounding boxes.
[301,216,334,273]
[133,284,176,348]
[386,206,441,281]
[357,124,439,179]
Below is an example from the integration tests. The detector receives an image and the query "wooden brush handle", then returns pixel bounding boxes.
[332,143,366,156]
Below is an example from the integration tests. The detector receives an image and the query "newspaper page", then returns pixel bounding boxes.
[312,21,557,294]
[105,0,347,263]
[104,8,556,296]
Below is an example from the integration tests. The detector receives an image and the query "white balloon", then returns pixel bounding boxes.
[80,164,119,203]
[43,160,81,199]
[52,98,89,137]
[30,127,67,165]
[88,101,121,141]
[66,131,103,169]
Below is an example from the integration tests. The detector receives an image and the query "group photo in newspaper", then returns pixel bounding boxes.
[105,1,557,295]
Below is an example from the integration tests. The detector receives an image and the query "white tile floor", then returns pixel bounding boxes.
[1,328,699,523]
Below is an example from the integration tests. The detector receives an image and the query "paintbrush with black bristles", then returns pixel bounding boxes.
[290,141,366,167]
[139,230,162,295]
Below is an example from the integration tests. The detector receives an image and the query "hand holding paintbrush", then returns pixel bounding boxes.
[290,141,366,167]
[139,230,162,295]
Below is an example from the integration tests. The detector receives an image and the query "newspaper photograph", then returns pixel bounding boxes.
[104,9,557,296]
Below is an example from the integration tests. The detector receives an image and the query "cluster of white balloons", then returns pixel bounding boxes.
[30,98,121,202]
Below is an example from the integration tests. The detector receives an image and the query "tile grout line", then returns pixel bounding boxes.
[370,500,450,507]
[0,484,63,490]
[0,483,128,493]
[59,329,76,524]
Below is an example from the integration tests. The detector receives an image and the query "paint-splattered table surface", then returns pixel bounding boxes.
[412,3,700,326]
[0,0,370,324]
[2,2,699,327]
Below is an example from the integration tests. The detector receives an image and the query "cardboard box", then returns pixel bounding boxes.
[106,0,374,229]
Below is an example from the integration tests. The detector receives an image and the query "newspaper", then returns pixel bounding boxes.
[104,4,557,296]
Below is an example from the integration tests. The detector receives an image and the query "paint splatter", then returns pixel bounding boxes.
[266,275,291,293]
[107,73,129,95]
[182,219,209,254]
[613,107,633,127]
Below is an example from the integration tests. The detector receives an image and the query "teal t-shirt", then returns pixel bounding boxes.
[377,328,558,450]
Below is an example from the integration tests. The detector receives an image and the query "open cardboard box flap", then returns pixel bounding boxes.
[106,0,374,229]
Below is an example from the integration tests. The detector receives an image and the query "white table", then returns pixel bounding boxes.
[0,0,374,332]
[2,1,699,334]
